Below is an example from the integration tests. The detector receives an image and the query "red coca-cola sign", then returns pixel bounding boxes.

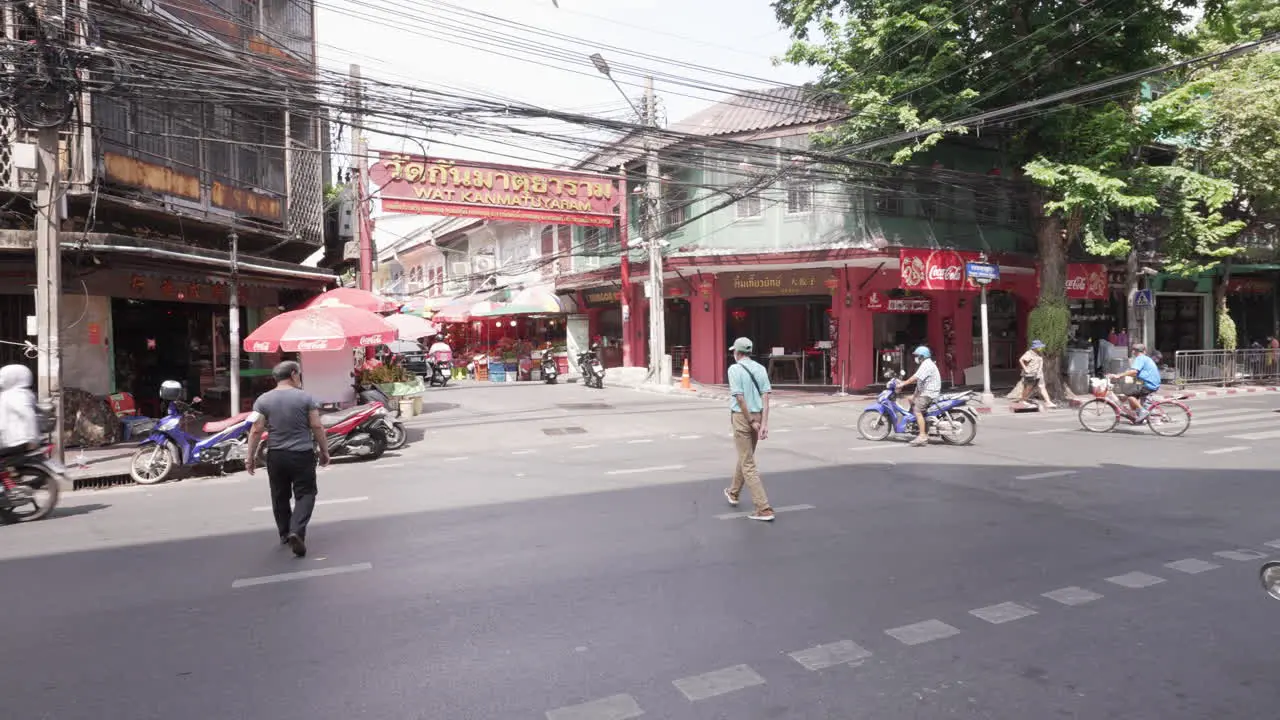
[1065,263,1108,300]
[899,249,981,291]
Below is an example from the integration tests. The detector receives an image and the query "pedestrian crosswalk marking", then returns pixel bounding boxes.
[251,496,368,512]
[1106,572,1165,588]
[1228,429,1280,441]
[545,694,644,720]
[231,562,373,588]
[1165,559,1221,574]
[788,640,872,671]
[715,504,815,520]
[1214,549,1267,562]
[970,602,1037,624]
[1204,446,1249,455]
[1042,586,1103,606]
[885,619,960,646]
[672,664,766,701]
[1015,470,1077,480]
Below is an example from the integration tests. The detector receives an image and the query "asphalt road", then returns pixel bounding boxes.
[3,383,1279,719]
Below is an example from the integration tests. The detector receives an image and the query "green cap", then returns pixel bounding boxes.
[729,337,753,353]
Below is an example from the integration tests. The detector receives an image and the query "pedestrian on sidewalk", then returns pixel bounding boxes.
[723,337,775,521]
[1017,340,1058,409]
[897,346,940,447]
[246,361,330,557]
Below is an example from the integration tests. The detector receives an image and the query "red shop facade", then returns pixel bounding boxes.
[672,249,1108,390]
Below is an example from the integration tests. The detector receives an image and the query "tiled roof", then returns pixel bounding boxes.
[669,85,847,137]
[578,84,847,170]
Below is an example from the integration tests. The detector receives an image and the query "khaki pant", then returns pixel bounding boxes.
[730,411,770,512]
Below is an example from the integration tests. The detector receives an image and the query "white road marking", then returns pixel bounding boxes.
[850,443,905,452]
[672,664,765,702]
[788,640,872,671]
[885,619,961,646]
[442,456,470,462]
[626,439,653,444]
[1165,558,1221,574]
[605,464,685,476]
[1026,428,1073,435]
[1105,571,1166,589]
[232,562,373,588]
[970,601,1037,624]
[811,425,831,431]
[716,503,815,520]
[545,694,644,720]
[1015,470,1077,480]
[1265,540,1280,550]
[678,435,702,440]
[772,428,793,433]
[572,444,598,450]
[1214,549,1268,562]
[511,449,537,455]
[1229,430,1280,441]
[252,496,368,512]
[376,463,405,469]
[1192,414,1273,428]
[1042,586,1103,606]
[1204,446,1250,455]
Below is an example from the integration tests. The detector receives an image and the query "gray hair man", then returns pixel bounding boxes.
[246,361,329,557]
[722,337,775,521]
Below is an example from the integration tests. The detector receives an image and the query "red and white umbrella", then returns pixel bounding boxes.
[384,313,439,340]
[243,305,397,353]
[305,288,400,314]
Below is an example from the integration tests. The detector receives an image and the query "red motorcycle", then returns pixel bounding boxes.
[255,402,391,464]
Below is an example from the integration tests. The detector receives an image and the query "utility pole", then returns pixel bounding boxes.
[34,126,64,463]
[642,76,666,383]
[351,63,373,292]
[228,231,240,414]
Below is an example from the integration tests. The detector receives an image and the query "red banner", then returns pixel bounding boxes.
[1065,263,1109,300]
[899,249,983,291]
[370,153,621,228]
[1226,278,1272,294]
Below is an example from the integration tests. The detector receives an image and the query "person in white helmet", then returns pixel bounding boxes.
[898,345,940,447]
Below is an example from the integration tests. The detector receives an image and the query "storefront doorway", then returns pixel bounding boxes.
[1154,294,1208,355]
[972,290,1019,371]
[112,299,228,416]
[725,294,832,384]
[872,310,928,380]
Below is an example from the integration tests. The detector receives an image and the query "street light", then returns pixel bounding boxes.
[590,53,642,120]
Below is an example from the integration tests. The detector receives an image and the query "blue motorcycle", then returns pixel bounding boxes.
[856,377,979,445]
[129,381,259,485]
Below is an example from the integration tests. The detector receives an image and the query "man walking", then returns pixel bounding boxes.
[723,337,775,522]
[898,345,941,447]
[246,361,329,557]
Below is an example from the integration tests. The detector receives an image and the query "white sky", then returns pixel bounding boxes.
[314,0,816,165]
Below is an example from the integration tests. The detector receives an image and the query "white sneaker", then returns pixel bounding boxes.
[723,488,739,506]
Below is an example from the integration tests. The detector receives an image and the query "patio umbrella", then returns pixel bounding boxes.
[434,290,508,323]
[384,339,423,355]
[305,287,400,314]
[475,286,575,316]
[243,305,396,353]
[384,313,438,340]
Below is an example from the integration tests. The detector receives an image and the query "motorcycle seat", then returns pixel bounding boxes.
[202,412,253,434]
[935,392,969,403]
[321,403,376,428]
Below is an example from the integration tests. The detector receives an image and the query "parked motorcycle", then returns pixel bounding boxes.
[356,383,407,450]
[856,376,978,445]
[1261,561,1280,600]
[541,347,559,384]
[130,381,259,485]
[256,401,390,465]
[0,401,62,523]
[578,345,605,389]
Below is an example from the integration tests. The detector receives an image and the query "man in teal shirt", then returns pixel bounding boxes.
[1110,343,1161,419]
[723,337,775,521]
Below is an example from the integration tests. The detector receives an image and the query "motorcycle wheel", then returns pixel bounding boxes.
[0,463,60,523]
[130,442,176,485]
[364,431,388,461]
[938,411,977,446]
[856,411,892,441]
[384,422,407,450]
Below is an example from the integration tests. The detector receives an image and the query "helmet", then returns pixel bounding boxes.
[1030,339,1046,351]
[912,346,931,359]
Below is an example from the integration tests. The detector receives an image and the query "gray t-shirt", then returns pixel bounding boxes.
[253,387,319,452]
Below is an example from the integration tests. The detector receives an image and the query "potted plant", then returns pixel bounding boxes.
[357,364,423,414]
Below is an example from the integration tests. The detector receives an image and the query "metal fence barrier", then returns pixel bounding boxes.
[1172,349,1280,387]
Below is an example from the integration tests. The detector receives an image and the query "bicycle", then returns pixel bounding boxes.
[1077,377,1192,437]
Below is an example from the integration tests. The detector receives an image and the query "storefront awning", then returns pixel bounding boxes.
[433,289,510,323]
[474,286,579,317]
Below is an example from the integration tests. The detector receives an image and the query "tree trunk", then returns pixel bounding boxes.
[1033,195,1067,401]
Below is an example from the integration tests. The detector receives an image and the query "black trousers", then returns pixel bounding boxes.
[265,450,317,539]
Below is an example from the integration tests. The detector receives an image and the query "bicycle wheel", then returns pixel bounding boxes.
[1146,401,1191,437]
[1077,399,1119,433]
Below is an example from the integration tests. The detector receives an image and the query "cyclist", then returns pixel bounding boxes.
[1109,343,1161,420]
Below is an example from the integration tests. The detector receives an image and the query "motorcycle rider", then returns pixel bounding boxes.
[427,334,453,384]
[0,365,38,508]
[897,346,941,447]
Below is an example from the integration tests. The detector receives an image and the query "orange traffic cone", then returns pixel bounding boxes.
[681,358,692,390]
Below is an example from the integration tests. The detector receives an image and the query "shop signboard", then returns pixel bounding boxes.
[965,262,999,285]
[1065,263,1109,300]
[370,153,622,228]
[1226,278,1272,294]
[899,249,984,291]
[582,287,621,307]
[864,291,931,313]
[718,269,837,299]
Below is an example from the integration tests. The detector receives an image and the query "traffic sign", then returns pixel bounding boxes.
[965,262,1000,285]
[1132,289,1154,308]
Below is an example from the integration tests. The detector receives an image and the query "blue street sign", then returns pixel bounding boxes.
[1133,289,1154,308]
[965,262,1000,284]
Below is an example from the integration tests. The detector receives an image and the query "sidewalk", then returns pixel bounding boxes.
[63,443,139,490]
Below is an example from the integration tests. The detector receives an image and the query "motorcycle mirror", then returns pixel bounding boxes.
[1260,561,1280,601]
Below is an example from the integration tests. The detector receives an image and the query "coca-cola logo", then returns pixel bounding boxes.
[251,341,271,352]
[295,339,331,351]
[1065,276,1087,290]
[358,335,384,347]
[927,265,963,281]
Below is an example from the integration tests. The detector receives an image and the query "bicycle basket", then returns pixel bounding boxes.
[1089,378,1110,398]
